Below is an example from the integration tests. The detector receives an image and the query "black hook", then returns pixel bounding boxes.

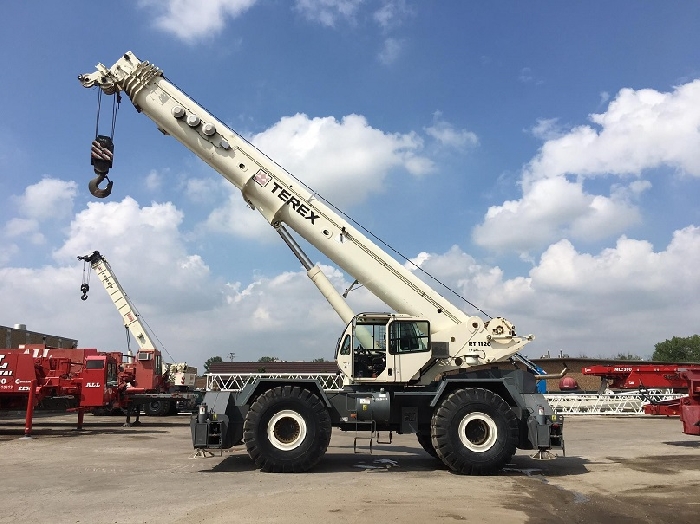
[80,283,90,301]
[88,173,113,198]
[90,135,114,198]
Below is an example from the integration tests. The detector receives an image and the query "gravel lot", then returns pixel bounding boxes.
[1,412,699,523]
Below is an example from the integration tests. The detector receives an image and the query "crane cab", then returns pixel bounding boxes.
[81,355,119,407]
[335,313,432,385]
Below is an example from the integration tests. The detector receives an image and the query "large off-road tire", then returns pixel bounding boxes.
[416,431,439,459]
[431,388,518,475]
[243,386,332,473]
[144,400,171,417]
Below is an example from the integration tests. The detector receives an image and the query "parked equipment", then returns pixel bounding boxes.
[583,363,700,435]
[79,52,564,474]
[0,343,196,436]
[78,250,198,415]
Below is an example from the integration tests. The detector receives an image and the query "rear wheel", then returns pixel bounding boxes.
[144,400,171,416]
[431,388,518,475]
[244,386,331,472]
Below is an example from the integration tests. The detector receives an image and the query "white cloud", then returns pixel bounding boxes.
[0,194,358,364]
[2,178,74,261]
[12,178,77,221]
[373,0,411,29]
[407,230,700,358]
[426,113,479,150]
[378,37,403,65]
[525,80,700,183]
[251,113,433,200]
[203,182,277,241]
[518,67,543,85]
[475,80,700,253]
[184,177,221,203]
[201,112,433,238]
[0,244,19,266]
[5,218,38,238]
[294,0,363,27]
[144,169,164,191]
[53,198,217,313]
[2,180,699,366]
[4,218,44,245]
[529,118,562,141]
[139,0,257,42]
[472,177,648,252]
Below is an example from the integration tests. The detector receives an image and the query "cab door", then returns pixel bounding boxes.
[82,356,107,407]
[388,320,431,383]
[335,333,353,382]
[351,321,396,383]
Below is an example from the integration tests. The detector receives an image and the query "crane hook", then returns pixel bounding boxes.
[88,173,113,199]
[80,283,90,301]
[89,135,114,198]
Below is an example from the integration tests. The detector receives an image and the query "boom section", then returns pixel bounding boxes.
[79,52,468,333]
[79,251,156,350]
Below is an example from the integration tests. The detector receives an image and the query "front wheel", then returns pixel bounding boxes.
[431,388,518,475]
[243,386,332,473]
[416,431,439,459]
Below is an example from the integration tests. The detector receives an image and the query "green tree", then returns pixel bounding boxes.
[615,352,644,361]
[652,335,700,362]
[258,356,279,362]
[203,355,223,372]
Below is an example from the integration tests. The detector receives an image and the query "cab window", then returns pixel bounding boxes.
[107,362,118,384]
[389,321,430,354]
[339,334,351,356]
[353,323,386,352]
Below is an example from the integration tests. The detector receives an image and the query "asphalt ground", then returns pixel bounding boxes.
[0,412,699,523]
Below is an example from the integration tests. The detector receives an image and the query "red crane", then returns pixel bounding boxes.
[1,344,195,437]
[582,363,700,435]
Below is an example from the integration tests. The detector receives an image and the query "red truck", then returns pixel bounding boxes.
[0,344,196,437]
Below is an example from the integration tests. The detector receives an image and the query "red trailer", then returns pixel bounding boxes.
[582,363,700,435]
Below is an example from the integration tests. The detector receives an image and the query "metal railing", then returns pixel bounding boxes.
[206,372,344,392]
[543,390,685,415]
[205,373,686,415]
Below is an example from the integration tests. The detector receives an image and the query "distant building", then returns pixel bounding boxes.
[1,323,78,349]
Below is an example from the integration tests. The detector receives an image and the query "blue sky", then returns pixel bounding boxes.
[1,1,700,368]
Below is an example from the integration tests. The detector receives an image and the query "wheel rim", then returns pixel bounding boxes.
[267,410,307,451]
[457,412,497,452]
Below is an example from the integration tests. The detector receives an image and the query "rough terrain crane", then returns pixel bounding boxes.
[77,250,198,416]
[79,52,564,474]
